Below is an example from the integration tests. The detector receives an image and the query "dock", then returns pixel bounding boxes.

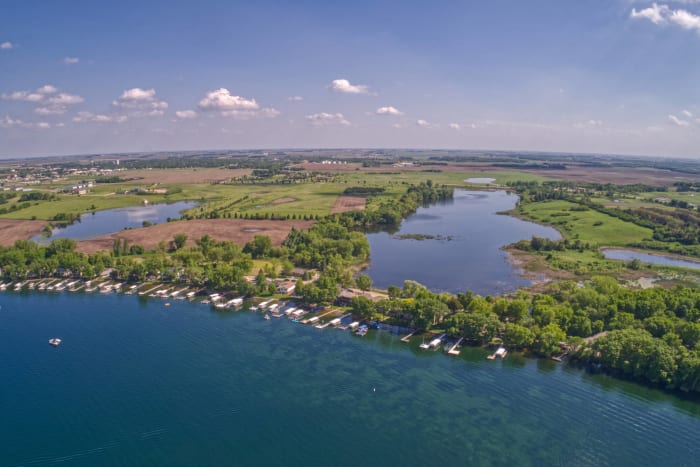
[487,347,508,360]
[447,337,464,356]
[401,330,417,343]
[139,284,161,296]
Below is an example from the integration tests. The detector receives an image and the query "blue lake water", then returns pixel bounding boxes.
[32,201,197,242]
[0,292,699,466]
[603,249,700,271]
[364,190,561,295]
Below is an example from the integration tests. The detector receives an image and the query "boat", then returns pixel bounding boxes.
[355,324,369,336]
[48,338,62,347]
[487,347,508,360]
[264,314,270,320]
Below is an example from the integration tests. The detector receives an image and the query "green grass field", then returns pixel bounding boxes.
[516,200,653,246]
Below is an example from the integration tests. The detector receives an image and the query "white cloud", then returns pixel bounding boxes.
[329,79,371,95]
[668,114,690,126]
[448,123,461,130]
[376,106,404,116]
[199,88,259,111]
[574,119,604,129]
[73,111,127,123]
[63,57,80,65]
[670,8,700,29]
[287,96,303,101]
[113,87,167,116]
[631,3,700,31]
[631,3,669,24]
[682,109,693,117]
[1,85,83,115]
[198,88,278,118]
[0,42,13,50]
[416,119,433,128]
[35,106,66,116]
[0,116,51,129]
[0,116,24,127]
[47,93,84,105]
[36,85,57,95]
[1,90,45,102]
[175,110,198,119]
[306,112,350,126]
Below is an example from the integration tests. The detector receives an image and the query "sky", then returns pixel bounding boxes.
[1,0,699,159]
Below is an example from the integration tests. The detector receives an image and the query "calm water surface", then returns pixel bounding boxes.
[1,293,698,466]
[603,249,700,271]
[364,190,560,295]
[32,201,197,242]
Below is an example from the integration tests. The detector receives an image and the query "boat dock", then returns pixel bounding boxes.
[447,337,464,356]
[401,330,417,343]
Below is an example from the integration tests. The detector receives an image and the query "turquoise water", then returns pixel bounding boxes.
[364,190,561,295]
[1,292,699,466]
[602,248,700,271]
[31,201,197,243]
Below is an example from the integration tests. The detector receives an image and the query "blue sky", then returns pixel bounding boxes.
[1,0,699,158]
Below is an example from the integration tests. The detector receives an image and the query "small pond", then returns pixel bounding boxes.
[33,201,198,242]
[363,190,561,295]
[602,249,700,271]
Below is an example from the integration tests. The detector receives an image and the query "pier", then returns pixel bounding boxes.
[447,337,463,356]
[401,330,417,343]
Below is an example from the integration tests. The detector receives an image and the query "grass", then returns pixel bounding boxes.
[515,200,653,246]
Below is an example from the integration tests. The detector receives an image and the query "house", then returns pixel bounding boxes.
[276,280,296,295]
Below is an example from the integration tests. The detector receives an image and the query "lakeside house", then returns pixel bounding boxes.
[336,288,387,306]
[276,280,296,295]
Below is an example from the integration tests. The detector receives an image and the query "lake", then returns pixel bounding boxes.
[0,292,698,466]
[602,249,700,271]
[363,190,560,295]
[32,201,197,242]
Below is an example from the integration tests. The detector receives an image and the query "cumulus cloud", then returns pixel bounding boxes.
[73,111,127,123]
[375,106,403,116]
[175,110,198,119]
[198,88,279,118]
[682,109,693,117]
[329,79,371,95]
[668,114,690,126]
[287,96,303,101]
[306,112,350,126]
[416,119,433,128]
[2,85,83,115]
[63,57,80,65]
[448,123,461,130]
[0,42,13,50]
[113,87,168,116]
[631,3,700,31]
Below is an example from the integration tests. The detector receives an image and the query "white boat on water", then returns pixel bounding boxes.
[48,338,61,346]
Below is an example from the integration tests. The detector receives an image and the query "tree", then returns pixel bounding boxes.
[173,233,188,250]
[535,323,566,356]
[356,274,373,291]
[504,323,535,349]
[350,296,376,319]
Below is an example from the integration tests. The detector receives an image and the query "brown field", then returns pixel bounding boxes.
[520,166,697,185]
[75,219,315,254]
[123,168,252,184]
[0,219,48,246]
[330,196,366,214]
